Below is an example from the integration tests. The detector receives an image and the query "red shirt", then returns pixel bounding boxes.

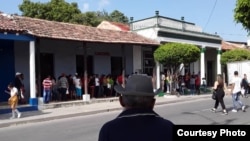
[117,75,123,85]
[43,78,52,90]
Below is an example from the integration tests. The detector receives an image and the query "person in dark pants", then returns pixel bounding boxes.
[241,74,249,98]
[58,73,68,101]
[98,75,174,141]
[210,74,228,115]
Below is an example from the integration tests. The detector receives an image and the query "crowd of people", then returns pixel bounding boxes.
[211,71,248,115]
[3,70,249,120]
[39,73,127,104]
[160,71,203,95]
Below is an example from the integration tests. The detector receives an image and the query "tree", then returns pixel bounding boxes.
[19,1,129,26]
[154,43,200,73]
[81,12,101,27]
[109,10,129,24]
[221,49,250,65]
[19,0,81,23]
[234,0,250,32]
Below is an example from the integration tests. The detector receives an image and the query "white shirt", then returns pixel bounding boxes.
[95,77,100,86]
[74,78,81,89]
[10,87,18,97]
[232,76,242,94]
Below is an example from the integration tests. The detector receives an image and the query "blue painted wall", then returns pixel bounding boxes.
[0,39,15,102]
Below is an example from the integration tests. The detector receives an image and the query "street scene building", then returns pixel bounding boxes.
[0,12,159,105]
[130,11,222,87]
[0,10,249,107]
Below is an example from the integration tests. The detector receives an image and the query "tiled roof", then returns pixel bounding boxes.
[109,21,130,31]
[0,13,159,46]
[0,13,25,32]
[221,41,247,50]
[97,21,130,32]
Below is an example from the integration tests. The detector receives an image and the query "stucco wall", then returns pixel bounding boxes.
[135,28,159,40]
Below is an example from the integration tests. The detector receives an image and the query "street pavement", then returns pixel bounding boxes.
[0,94,211,128]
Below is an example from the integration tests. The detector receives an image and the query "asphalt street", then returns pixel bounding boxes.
[0,95,249,141]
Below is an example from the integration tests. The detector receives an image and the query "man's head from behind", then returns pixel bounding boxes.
[114,75,159,109]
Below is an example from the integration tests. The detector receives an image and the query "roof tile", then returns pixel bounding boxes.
[0,13,159,45]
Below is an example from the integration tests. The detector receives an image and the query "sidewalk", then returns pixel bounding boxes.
[0,94,210,128]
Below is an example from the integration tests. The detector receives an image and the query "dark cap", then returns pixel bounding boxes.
[234,71,238,75]
[114,75,159,96]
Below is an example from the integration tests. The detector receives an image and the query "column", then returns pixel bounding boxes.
[217,49,222,75]
[156,61,160,90]
[200,46,206,85]
[29,41,38,106]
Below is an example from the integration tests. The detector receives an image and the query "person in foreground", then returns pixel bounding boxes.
[98,75,174,141]
[230,71,246,112]
[210,74,228,115]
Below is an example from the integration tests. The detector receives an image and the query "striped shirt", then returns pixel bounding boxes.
[43,78,52,90]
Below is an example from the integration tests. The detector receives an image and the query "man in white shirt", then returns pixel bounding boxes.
[231,71,246,112]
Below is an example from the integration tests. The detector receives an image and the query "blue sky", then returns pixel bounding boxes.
[1,0,249,42]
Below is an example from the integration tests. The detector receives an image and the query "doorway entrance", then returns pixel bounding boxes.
[111,57,122,76]
[76,55,93,76]
[207,61,214,86]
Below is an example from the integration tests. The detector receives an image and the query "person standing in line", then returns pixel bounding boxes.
[231,71,246,112]
[74,74,82,99]
[5,83,21,119]
[195,75,200,95]
[189,75,196,95]
[98,75,174,141]
[94,74,100,98]
[210,74,228,115]
[58,73,68,101]
[160,72,165,92]
[201,77,207,92]
[241,73,249,98]
[165,73,170,93]
[42,75,53,104]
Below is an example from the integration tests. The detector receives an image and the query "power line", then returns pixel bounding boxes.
[203,0,217,31]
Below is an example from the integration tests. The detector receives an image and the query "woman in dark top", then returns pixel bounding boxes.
[211,74,228,115]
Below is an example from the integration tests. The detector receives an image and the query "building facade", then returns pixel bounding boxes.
[130,11,223,88]
[0,12,159,105]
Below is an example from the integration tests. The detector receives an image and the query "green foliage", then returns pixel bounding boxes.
[154,42,200,71]
[18,0,129,26]
[221,49,250,65]
[234,0,250,32]
[109,10,129,24]
[19,0,81,22]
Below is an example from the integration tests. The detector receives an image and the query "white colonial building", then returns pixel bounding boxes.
[130,11,223,88]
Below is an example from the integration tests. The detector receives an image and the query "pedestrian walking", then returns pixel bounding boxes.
[5,83,21,119]
[231,71,246,112]
[241,74,249,98]
[98,75,174,141]
[210,74,228,115]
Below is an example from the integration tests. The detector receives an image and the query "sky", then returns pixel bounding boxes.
[0,0,249,42]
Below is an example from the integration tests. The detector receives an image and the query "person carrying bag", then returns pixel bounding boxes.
[210,74,228,115]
